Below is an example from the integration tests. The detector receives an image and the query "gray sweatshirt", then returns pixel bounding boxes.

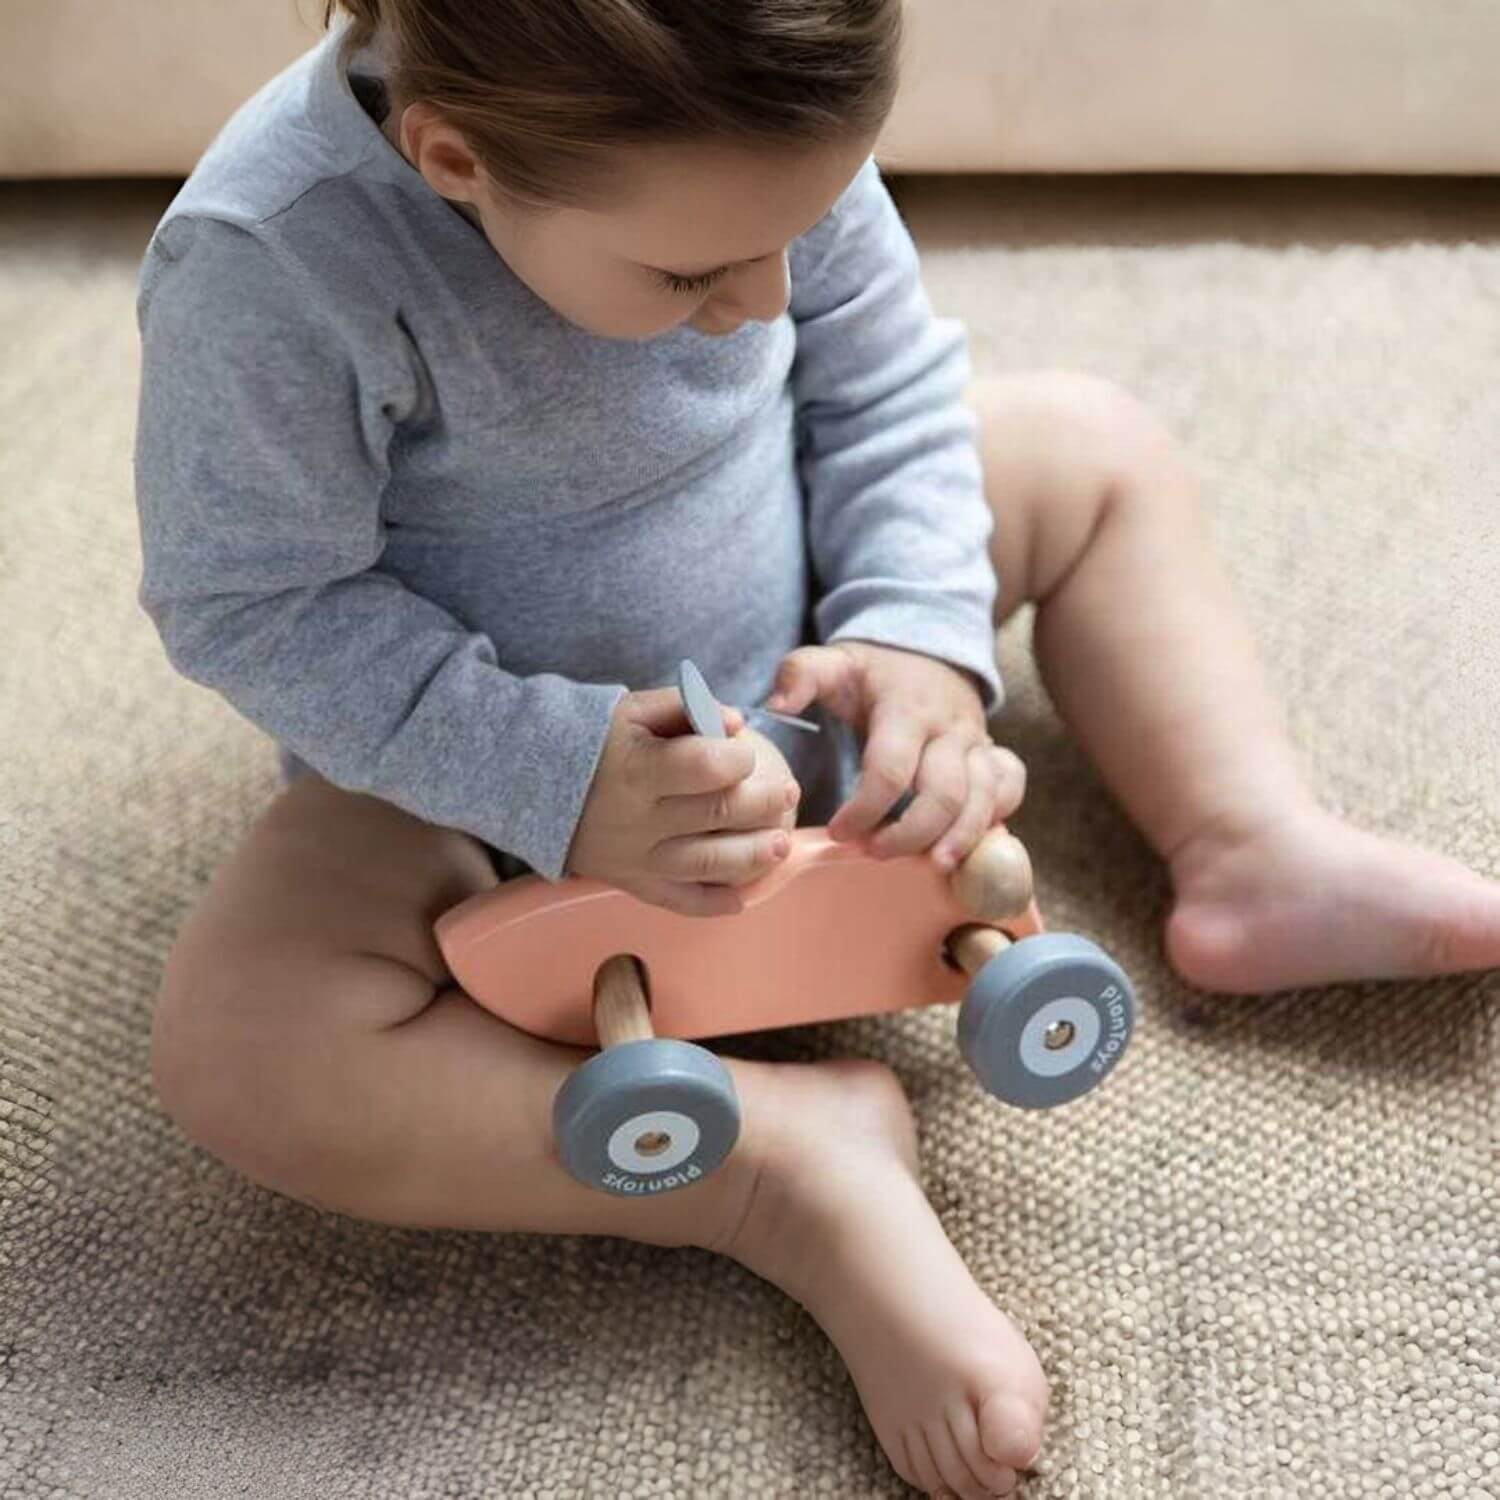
[134,26,1002,881]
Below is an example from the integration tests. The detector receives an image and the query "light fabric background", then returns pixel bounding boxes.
[6,1,1500,177]
[2,174,1497,1496]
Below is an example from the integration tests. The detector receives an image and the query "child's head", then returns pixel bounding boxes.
[326,0,900,338]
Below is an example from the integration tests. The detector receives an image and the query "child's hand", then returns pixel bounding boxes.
[567,689,800,917]
[765,640,1026,872]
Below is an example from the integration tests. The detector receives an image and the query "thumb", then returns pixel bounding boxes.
[624,684,739,738]
[623,685,696,737]
[765,645,853,716]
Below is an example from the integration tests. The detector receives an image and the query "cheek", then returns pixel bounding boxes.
[480,218,688,340]
[563,283,690,340]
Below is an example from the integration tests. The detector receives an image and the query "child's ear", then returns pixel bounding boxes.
[401,103,484,204]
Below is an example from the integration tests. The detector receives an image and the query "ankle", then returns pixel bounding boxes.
[599,1061,785,1256]
[1166,787,1324,888]
[691,1057,921,1307]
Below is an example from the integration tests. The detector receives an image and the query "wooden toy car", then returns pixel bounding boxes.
[435,663,1135,1196]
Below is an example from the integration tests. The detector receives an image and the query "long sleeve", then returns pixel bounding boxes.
[134,217,625,879]
[789,159,1003,715]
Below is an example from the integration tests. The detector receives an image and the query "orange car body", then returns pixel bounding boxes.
[436,826,1043,1047]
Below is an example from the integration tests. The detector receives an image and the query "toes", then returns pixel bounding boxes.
[978,1389,1046,1472]
[1413,875,1500,973]
[900,1427,945,1497]
[923,1415,995,1500]
[943,1398,1021,1494]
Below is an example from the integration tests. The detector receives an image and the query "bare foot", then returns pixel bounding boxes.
[1166,803,1500,993]
[691,1058,1047,1498]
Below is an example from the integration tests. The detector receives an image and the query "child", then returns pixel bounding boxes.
[134,2,1500,1494]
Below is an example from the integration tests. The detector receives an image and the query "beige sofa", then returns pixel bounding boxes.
[5,0,1500,178]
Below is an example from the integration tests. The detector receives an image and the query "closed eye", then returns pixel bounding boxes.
[654,267,729,296]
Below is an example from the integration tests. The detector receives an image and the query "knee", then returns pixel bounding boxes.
[149,961,266,1177]
[1064,372,1190,490]
[972,370,1195,514]
[148,952,354,1205]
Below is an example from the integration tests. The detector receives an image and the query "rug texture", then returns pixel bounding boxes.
[2,175,1497,1499]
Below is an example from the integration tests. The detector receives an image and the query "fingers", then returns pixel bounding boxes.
[765,644,861,719]
[619,686,750,793]
[621,685,744,737]
[828,700,927,842]
[650,826,792,887]
[621,684,697,736]
[640,728,757,799]
[868,731,973,858]
[862,742,1027,868]
[883,739,998,866]
[988,745,1027,824]
[932,744,1001,868]
[632,876,746,919]
[658,772,799,840]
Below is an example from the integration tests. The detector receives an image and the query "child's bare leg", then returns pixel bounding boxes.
[973,372,1500,991]
[153,773,1045,1498]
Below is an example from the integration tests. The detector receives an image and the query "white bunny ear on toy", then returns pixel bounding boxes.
[677,658,822,739]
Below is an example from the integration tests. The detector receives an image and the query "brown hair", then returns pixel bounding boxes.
[325,0,900,205]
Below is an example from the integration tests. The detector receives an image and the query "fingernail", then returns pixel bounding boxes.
[771,833,790,858]
[783,784,799,809]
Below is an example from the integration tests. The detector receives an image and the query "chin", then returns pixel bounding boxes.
[564,310,686,341]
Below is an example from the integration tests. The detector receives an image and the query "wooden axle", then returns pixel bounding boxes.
[593,954,655,1048]
[946,922,1014,976]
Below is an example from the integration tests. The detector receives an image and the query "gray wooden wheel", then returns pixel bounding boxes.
[552,1039,741,1195]
[957,933,1134,1108]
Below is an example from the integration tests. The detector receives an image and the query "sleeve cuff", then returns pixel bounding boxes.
[467,676,627,881]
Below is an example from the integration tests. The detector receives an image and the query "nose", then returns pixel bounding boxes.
[712,252,789,324]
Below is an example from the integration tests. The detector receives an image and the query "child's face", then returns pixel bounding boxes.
[401,113,875,339]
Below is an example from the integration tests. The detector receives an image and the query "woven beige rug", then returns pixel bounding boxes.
[3,175,1497,1498]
